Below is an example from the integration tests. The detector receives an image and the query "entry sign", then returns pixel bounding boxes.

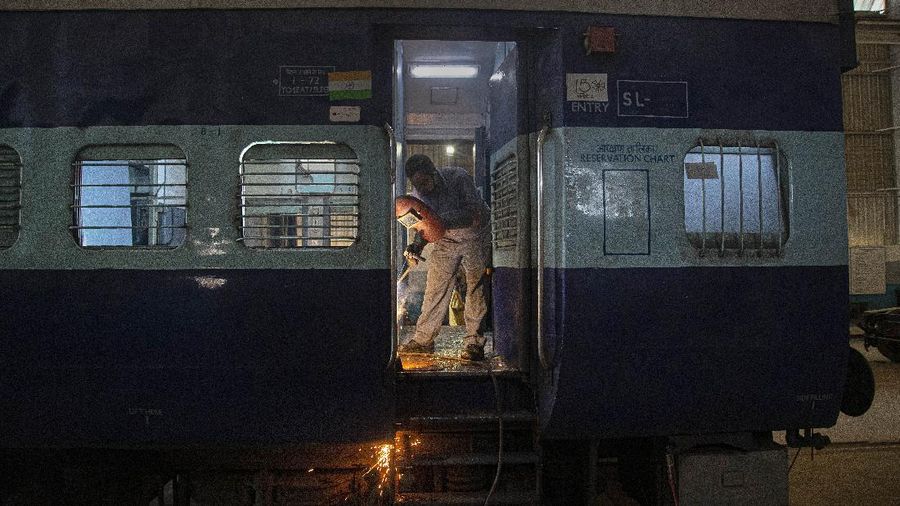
[617,80,689,118]
[566,73,608,102]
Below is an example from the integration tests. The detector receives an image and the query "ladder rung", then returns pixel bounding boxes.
[401,410,536,428]
[397,490,537,505]
[397,369,527,381]
[401,451,539,467]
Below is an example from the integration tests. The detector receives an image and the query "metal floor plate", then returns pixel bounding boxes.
[398,325,513,373]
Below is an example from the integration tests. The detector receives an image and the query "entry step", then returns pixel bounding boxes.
[396,490,537,505]
[404,451,539,467]
[398,369,526,380]
[400,410,536,430]
[396,370,534,419]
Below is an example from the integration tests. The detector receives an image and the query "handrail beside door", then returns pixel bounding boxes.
[536,122,554,370]
[385,123,398,371]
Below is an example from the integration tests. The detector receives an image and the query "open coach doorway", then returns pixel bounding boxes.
[390,37,530,374]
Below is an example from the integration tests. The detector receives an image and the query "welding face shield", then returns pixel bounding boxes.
[395,194,446,243]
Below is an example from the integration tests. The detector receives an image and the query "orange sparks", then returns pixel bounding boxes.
[363,442,394,494]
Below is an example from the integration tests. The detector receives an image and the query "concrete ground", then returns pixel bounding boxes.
[788,339,900,505]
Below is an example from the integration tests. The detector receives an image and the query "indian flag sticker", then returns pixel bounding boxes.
[328,71,372,100]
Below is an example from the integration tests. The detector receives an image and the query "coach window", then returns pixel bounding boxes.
[683,140,789,256]
[0,145,21,249]
[72,145,187,248]
[239,142,360,249]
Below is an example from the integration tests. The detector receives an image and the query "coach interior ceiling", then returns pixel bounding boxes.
[398,40,501,142]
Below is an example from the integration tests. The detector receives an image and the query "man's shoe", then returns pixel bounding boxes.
[460,343,485,361]
[399,340,434,354]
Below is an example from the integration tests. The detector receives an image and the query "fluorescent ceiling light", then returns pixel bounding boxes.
[410,64,479,79]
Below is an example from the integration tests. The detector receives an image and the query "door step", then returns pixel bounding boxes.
[394,372,539,504]
[396,490,537,505]
[400,411,536,431]
[406,451,539,467]
[397,369,526,380]
[396,370,533,421]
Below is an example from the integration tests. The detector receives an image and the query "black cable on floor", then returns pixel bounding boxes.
[485,370,503,506]
[788,447,802,473]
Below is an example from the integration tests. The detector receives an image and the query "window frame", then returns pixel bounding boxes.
[71,144,189,249]
[238,141,361,250]
[683,139,790,257]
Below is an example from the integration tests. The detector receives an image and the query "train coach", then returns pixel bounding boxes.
[0,1,863,504]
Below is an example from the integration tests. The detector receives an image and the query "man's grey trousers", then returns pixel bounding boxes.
[412,230,491,347]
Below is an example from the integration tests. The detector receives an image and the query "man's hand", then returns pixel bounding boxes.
[404,242,424,265]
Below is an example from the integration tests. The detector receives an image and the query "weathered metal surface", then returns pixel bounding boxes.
[398,325,512,373]
[0,0,841,24]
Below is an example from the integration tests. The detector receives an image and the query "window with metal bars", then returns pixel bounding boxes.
[490,155,518,251]
[72,145,187,248]
[239,142,359,249]
[683,140,789,256]
[0,145,21,249]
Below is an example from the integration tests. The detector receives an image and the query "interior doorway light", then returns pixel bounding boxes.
[446,145,455,156]
[854,0,885,13]
[410,64,479,79]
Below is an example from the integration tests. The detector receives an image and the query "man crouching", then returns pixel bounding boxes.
[399,154,491,361]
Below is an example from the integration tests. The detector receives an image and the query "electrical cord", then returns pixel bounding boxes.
[788,447,802,473]
[484,370,504,506]
[665,451,679,506]
[868,334,900,344]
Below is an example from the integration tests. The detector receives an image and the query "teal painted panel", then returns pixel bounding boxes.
[0,125,390,270]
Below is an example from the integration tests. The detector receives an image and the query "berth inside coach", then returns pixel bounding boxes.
[392,39,520,373]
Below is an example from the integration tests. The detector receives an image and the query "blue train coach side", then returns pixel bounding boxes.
[0,1,859,503]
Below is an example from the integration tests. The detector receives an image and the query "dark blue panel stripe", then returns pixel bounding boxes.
[539,265,849,438]
[488,47,521,154]
[492,267,529,366]
[560,18,844,131]
[0,10,842,132]
[0,269,393,446]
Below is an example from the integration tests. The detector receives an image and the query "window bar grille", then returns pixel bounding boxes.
[690,139,786,256]
[73,183,188,188]
[238,230,360,237]
[756,139,764,256]
[238,217,360,230]
[70,160,189,246]
[241,159,360,165]
[719,140,726,257]
[775,140,783,256]
[887,190,892,245]
[69,226,188,230]
[238,158,360,248]
[71,204,188,209]
[738,139,745,256]
[239,212,358,218]
[0,155,21,243]
[700,139,707,256]
[237,194,361,199]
